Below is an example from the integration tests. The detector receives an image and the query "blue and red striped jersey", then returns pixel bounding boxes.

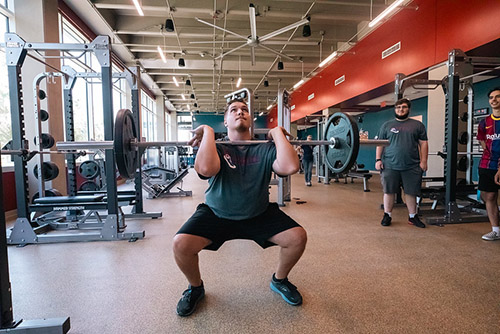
[477,114,500,170]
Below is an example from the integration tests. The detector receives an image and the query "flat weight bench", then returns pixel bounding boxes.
[345,170,372,192]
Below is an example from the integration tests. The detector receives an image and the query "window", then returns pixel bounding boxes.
[59,15,128,144]
[141,91,157,165]
[0,2,13,167]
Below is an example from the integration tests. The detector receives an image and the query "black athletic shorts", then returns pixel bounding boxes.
[478,168,500,192]
[176,202,301,251]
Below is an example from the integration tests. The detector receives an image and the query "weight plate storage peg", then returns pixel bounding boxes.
[114,108,139,179]
[322,112,360,174]
[78,160,100,179]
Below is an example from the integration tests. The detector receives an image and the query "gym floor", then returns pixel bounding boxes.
[6,170,500,334]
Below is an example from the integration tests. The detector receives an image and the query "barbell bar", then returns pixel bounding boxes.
[55,109,389,179]
[56,138,386,151]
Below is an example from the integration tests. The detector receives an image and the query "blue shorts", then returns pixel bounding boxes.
[176,203,301,251]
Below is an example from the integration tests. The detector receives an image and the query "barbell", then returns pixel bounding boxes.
[55,109,389,179]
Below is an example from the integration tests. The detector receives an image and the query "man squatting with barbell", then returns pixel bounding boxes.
[172,98,308,316]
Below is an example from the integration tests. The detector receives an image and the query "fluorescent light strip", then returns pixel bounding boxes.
[187,104,191,111]
[293,79,304,89]
[181,94,186,100]
[172,76,179,87]
[259,112,264,116]
[157,46,167,63]
[319,51,337,68]
[236,77,242,88]
[368,0,405,28]
[131,0,144,16]
[267,104,273,110]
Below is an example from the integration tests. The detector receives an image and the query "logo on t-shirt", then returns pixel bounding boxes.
[390,128,399,133]
[224,154,237,169]
[486,133,500,140]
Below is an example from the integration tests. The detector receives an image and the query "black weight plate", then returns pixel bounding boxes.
[40,109,49,121]
[33,161,59,181]
[78,180,100,191]
[457,156,469,172]
[322,112,359,174]
[34,133,55,149]
[115,109,138,179]
[78,160,100,179]
[458,132,469,145]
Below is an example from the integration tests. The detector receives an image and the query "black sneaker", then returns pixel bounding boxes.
[381,213,392,226]
[176,282,205,316]
[408,215,425,228]
[270,274,302,306]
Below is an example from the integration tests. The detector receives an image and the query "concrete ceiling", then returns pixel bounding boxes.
[65,0,396,114]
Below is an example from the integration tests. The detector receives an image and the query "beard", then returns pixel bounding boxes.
[394,111,409,120]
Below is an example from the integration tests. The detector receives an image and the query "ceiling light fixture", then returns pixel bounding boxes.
[236,55,242,88]
[165,18,175,32]
[368,0,405,28]
[172,76,179,87]
[319,51,337,68]
[181,94,186,100]
[131,0,144,16]
[186,79,191,86]
[187,104,191,111]
[267,104,273,110]
[277,60,284,71]
[190,93,195,99]
[264,78,269,87]
[293,79,304,89]
[178,58,185,67]
[157,46,167,63]
[259,112,264,116]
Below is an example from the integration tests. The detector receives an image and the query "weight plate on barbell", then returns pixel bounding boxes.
[115,109,138,179]
[79,160,100,179]
[322,112,359,174]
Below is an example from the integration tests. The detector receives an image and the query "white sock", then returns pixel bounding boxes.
[493,226,500,234]
[385,212,392,217]
[409,213,416,218]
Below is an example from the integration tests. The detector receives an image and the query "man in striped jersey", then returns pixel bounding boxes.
[477,87,500,241]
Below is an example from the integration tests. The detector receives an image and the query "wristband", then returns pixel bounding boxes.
[376,159,382,162]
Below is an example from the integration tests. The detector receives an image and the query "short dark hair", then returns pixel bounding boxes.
[395,98,411,109]
[224,98,247,118]
[487,87,500,98]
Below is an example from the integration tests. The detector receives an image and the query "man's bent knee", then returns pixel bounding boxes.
[173,234,211,255]
[271,227,307,248]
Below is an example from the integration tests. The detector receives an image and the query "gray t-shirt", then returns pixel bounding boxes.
[204,142,277,220]
[377,118,428,170]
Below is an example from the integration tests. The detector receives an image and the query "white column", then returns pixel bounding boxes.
[426,64,448,179]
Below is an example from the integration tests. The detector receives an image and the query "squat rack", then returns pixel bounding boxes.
[5,33,145,244]
[396,49,500,224]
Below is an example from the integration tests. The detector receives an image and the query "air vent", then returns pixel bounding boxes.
[382,41,401,59]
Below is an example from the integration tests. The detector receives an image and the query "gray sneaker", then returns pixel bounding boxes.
[270,274,302,306]
[482,231,500,241]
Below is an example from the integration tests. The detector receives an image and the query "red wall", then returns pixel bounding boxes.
[2,171,16,212]
[268,0,500,126]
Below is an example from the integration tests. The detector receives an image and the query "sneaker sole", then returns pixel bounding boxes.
[482,237,500,241]
[270,283,302,306]
[176,293,205,317]
[408,221,425,228]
